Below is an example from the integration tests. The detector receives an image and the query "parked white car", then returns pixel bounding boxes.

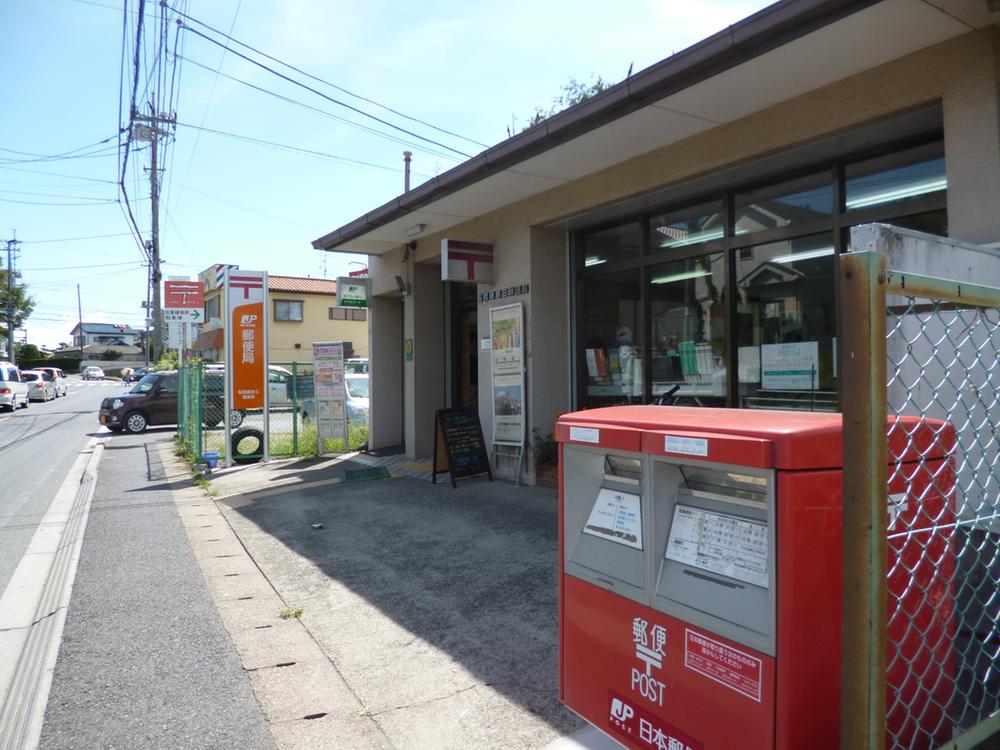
[0,362,30,411]
[33,366,68,397]
[22,370,57,401]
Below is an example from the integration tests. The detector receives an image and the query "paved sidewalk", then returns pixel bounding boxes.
[178,448,589,749]
[39,433,273,750]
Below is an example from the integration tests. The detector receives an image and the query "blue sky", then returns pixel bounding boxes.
[1,0,770,348]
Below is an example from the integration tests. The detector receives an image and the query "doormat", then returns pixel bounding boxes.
[343,467,391,482]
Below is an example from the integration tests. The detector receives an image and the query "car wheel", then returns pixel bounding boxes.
[229,409,245,428]
[108,425,123,432]
[124,411,148,433]
[20,395,28,409]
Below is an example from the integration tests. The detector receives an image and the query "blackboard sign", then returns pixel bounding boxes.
[432,408,493,488]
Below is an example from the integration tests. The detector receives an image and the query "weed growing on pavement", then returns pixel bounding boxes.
[279,607,304,619]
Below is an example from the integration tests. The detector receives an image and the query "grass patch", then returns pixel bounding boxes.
[279,607,304,620]
[269,422,368,458]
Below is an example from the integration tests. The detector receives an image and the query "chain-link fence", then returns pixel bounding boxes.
[176,360,368,465]
[840,252,1000,750]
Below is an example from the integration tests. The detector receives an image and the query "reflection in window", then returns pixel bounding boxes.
[735,234,837,411]
[582,271,642,407]
[650,200,724,250]
[846,144,945,211]
[649,254,727,406]
[580,221,641,267]
[735,174,832,235]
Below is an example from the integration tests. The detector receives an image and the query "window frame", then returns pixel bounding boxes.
[274,299,304,322]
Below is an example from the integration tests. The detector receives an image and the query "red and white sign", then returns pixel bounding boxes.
[607,690,703,750]
[684,629,763,702]
[164,280,204,309]
[225,270,267,410]
[441,238,494,283]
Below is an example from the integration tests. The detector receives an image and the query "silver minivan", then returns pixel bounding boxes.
[0,362,30,411]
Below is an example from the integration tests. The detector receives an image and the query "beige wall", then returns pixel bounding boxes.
[268,293,368,364]
[368,296,402,450]
[369,26,1000,470]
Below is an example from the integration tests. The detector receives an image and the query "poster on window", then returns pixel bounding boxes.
[761,341,819,391]
[225,269,267,410]
[490,303,524,447]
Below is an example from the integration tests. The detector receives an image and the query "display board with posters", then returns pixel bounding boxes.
[490,303,525,447]
[312,341,347,454]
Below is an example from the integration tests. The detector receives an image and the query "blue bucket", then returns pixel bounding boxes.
[201,452,220,469]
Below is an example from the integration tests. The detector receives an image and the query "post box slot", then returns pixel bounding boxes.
[652,461,776,655]
[564,447,648,604]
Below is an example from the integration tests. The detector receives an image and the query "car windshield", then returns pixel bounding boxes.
[346,378,369,398]
[130,373,159,393]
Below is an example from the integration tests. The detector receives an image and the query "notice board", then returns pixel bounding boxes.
[432,408,493,488]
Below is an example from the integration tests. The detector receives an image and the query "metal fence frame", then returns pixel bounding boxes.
[840,251,1000,750]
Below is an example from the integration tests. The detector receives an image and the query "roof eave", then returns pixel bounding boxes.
[311,0,881,252]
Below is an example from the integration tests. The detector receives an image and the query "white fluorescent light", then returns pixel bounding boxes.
[584,256,607,267]
[404,223,427,237]
[656,228,724,248]
[650,269,712,285]
[771,247,835,264]
[846,178,947,209]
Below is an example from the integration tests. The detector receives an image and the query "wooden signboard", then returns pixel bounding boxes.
[432,408,493,488]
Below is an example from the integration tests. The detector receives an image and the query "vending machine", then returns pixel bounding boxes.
[557,406,955,750]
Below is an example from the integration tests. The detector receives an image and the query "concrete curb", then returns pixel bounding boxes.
[158,444,395,749]
[0,437,104,750]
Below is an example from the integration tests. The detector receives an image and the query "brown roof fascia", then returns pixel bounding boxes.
[311,0,879,251]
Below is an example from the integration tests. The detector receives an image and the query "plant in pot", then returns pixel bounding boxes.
[531,428,559,488]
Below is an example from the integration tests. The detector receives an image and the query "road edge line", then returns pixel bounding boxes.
[0,437,105,750]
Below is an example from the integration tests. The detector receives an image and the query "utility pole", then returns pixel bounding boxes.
[77,284,84,360]
[5,233,19,365]
[133,104,175,365]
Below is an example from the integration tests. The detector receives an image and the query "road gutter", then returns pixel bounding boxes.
[0,436,105,750]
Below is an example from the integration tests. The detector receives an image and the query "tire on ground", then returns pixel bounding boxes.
[231,427,263,465]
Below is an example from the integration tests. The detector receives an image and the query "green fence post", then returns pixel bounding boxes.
[194,362,203,459]
[292,361,298,455]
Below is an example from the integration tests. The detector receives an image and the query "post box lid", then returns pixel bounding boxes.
[556,406,954,470]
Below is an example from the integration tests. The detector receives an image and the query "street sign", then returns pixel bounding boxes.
[164,279,204,309]
[163,308,202,323]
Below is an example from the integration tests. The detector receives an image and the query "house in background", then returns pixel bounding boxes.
[70,322,142,349]
[191,265,368,364]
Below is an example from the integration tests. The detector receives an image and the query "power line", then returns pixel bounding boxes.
[19,232,135,245]
[21,260,144,271]
[177,53,462,163]
[174,121,430,175]
[178,23,472,159]
[165,2,488,150]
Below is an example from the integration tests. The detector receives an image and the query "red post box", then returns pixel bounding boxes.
[556,406,955,750]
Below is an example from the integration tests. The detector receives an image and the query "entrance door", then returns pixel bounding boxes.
[450,283,478,409]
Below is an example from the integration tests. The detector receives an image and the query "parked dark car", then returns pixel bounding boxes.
[98,369,228,433]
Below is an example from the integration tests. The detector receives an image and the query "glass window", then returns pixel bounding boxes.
[845,143,945,212]
[580,221,641,268]
[735,234,837,410]
[735,173,833,235]
[581,270,642,407]
[160,375,179,394]
[649,253,727,406]
[274,299,304,321]
[882,209,948,237]
[650,200,724,251]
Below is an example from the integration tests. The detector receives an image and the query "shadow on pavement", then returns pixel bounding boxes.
[228,473,581,737]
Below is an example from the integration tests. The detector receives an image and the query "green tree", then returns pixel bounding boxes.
[0,268,34,339]
[519,75,615,132]
[15,342,42,361]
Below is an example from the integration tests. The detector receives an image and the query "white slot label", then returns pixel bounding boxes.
[569,426,600,444]
[664,435,708,456]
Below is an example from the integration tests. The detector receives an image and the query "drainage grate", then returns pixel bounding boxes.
[343,467,391,483]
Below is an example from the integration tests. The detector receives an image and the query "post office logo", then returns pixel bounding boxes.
[631,617,667,706]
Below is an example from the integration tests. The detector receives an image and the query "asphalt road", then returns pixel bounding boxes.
[0,376,120,596]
